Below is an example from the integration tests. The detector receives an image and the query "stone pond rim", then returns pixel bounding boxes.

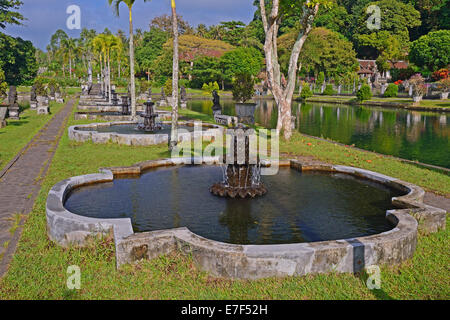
[45,157,446,279]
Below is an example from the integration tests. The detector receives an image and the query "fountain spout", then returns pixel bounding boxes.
[210,125,267,199]
[137,100,162,132]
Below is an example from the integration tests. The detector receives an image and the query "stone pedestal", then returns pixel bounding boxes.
[30,101,38,110]
[181,100,187,109]
[8,104,20,119]
[55,92,64,103]
[37,96,49,115]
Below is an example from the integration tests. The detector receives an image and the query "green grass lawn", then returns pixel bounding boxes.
[0,102,448,299]
[0,101,65,171]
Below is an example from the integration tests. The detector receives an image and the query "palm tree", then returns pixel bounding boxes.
[108,0,150,119]
[61,38,77,78]
[94,34,120,103]
[93,34,108,94]
[169,0,179,150]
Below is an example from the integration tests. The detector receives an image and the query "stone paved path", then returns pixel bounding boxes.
[0,99,74,277]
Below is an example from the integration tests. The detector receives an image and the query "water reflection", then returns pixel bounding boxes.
[187,100,450,168]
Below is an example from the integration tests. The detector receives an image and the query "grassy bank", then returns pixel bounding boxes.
[0,102,448,299]
[306,95,450,110]
[0,101,65,171]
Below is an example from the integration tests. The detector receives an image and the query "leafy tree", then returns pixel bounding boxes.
[279,27,358,78]
[218,21,247,46]
[0,33,37,85]
[135,27,169,78]
[314,4,352,38]
[0,66,7,96]
[150,13,193,35]
[354,0,421,59]
[0,0,24,29]
[220,47,263,87]
[409,30,450,72]
[189,56,222,89]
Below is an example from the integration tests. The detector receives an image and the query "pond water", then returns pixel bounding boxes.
[187,99,450,168]
[65,166,403,245]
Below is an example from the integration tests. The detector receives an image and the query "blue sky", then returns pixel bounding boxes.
[5,0,256,50]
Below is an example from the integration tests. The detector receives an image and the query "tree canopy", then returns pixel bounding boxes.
[409,30,450,72]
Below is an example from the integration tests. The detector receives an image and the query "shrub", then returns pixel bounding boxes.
[317,71,325,85]
[179,79,190,89]
[202,81,220,94]
[164,78,173,96]
[356,84,372,101]
[139,80,150,94]
[33,77,48,96]
[232,73,255,103]
[323,84,335,96]
[300,85,313,99]
[384,84,399,97]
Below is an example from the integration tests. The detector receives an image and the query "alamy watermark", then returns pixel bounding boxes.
[365,265,381,290]
[66,5,81,30]
[366,5,381,30]
[66,265,81,290]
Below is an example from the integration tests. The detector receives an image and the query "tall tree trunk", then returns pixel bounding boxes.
[69,56,72,79]
[259,0,318,140]
[108,52,112,104]
[88,55,92,83]
[169,0,179,150]
[128,6,137,119]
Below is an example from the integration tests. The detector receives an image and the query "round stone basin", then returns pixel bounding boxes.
[64,165,405,245]
[77,123,208,135]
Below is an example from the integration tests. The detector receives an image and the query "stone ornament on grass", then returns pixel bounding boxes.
[7,86,20,120]
[37,95,49,115]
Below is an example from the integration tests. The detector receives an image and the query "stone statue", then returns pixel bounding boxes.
[212,90,222,115]
[30,85,37,102]
[161,87,166,100]
[180,86,187,102]
[8,86,17,105]
[212,90,222,108]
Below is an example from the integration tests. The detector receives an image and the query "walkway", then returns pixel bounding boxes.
[0,99,74,277]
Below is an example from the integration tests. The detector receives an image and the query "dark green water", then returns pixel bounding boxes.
[187,100,450,168]
[65,166,403,245]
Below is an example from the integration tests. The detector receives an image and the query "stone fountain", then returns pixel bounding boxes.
[210,125,267,198]
[137,100,162,132]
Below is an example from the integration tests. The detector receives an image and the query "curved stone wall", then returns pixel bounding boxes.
[46,158,446,279]
[68,121,223,146]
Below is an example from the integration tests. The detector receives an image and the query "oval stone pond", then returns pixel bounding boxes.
[64,166,405,245]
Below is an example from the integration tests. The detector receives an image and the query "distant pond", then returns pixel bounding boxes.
[187,99,450,169]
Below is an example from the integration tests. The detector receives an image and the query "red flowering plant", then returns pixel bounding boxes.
[437,78,450,93]
[432,69,449,81]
